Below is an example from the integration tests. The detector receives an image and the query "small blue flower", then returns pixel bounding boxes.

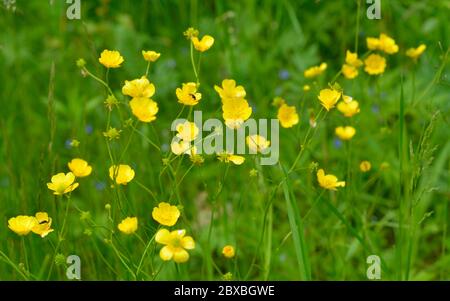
[333,138,343,149]
[65,139,72,149]
[278,69,290,80]
[95,181,106,191]
[85,124,93,135]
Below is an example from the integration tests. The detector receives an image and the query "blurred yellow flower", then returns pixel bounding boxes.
[176,121,199,142]
[152,202,181,227]
[345,50,363,67]
[304,62,327,78]
[342,64,358,79]
[246,135,270,153]
[118,217,138,234]
[214,79,246,100]
[360,161,372,172]
[103,127,121,140]
[176,82,201,106]
[222,98,252,129]
[142,50,161,62]
[317,169,345,191]
[98,49,124,68]
[191,35,214,52]
[366,33,398,54]
[318,88,341,111]
[190,154,205,165]
[217,152,245,165]
[272,97,286,107]
[303,85,311,92]
[8,216,37,236]
[366,37,380,50]
[109,164,135,185]
[32,212,54,238]
[122,76,155,98]
[222,245,235,258]
[364,54,386,75]
[129,97,159,122]
[47,172,79,195]
[171,140,196,156]
[406,44,426,61]
[68,158,92,178]
[337,100,360,117]
[277,104,299,128]
[156,229,195,263]
[335,126,356,140]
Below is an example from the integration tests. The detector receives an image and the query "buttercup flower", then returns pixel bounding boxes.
[155,229,195,263]
[122,76,155,98]
[32,212,54,238]
[118,217,138,234]
[109,165,135,185]
[335,126,356,140]
[246,135,270,153]
[364,54,386,75]
[342,64,358,79]
[304,62,327,78]
[191,35,214,52]
[214,79,246,100]
[406,44,426,61]
[217,152,245,165]
[277,104,299,128]
[129,97,159,122]
[142,50,161,62]
[222,245,235,258]
[317,169,346,191]
[152,202,181,226]
[367,37,380,50]
[47,172,79,195]
[360,160,372,172]
[366,33,398,54]
[318,88,341,111]
[337,100,360,117]
[171,140,197,156]
[98,49,124,68]
[68,158,92,178]
[175,121,199,142]
[176,82,201,106]
[8,216,37,236]
[345,50,363,67]
[222,98,252,129]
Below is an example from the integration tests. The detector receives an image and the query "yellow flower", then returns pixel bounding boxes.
[152,202,180,226]
[217,152,245,165]
[32,212,54,238]
[366,37,380,50]
[68,158,92,178]
[171,140,196,156]
[191,35,214,52]
[222,245,235,258]
[303,85,311,92]
[246,135,270,153]
[155,229,195,263]
[103,127,121,140]
[176,121,199,142]
[345,50,363,67]
[335,126,356,140]
[142,50,161,62]
[364,54,386,75]
[118,217,138,234]
[47,172,79,195]
[360,161,372,172]
[98,49,124,68]
[176,82,201,106]
[122,76,155,98]
[406,44,426,61]
[304,62,327,78]
[8,216,37,236]
[317,169,346,191]
[109,164,135,185]
[277,104,299,128]
[214,79,246,100]
[337,100,360,117]
[317,88,341,111]
[129,97,159,122]
[222,98,252,129]
[379,33,399,54]
[342,64,358,79]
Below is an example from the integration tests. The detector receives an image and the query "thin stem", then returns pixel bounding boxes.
[190,42,200,85]
[136,233,156,278]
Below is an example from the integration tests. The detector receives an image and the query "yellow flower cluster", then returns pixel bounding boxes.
[8,212,54,238]
[342,51,363,79]
[215,79,252,129]
[122,76,159,123]
[364,33,399,75]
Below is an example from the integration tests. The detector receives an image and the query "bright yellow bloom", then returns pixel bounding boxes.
[122,76,155,98]
[155,229,195,263]
[364,54,386,75]
[342,64,358,79]
[318,88,341,111]
[304,62,327,78]
[335,126,356,140]
[246,135,270,153]
[142,50,161,62]
[217,152,245,165]
[98,49,124,68]
[366,37,380,50]
[317,169,346,191]
[176,82,201,106]
[109,165,135,185]
[214,79,246,100]
[68,158,92,178]
[337,100,360,117]
[406,44,426,61]
[47,172,79,195]
[118,217,138,234]
[171,140,196,156]
[222,245,235,258]
[366,34,398,54]
[152,202,181,227]
[176,121,199,142]
[129,97,159,122]
[360,161,372,172]
[277,104,299,128]
[32,212,54,238]
[191,35,214,52]
[222,98,252,129]
[345,50,363,67]
[8,216,37,236]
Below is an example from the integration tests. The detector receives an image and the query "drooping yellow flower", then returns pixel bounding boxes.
[318,88,341,111]
[122,76,155,98]
[214,79,246,100]
[152,202,181,227]
[378,33,399,54]
[155,229,195,263]
[345,50,363,67]
[175,121,199,142]
[176,82,201,106]
[191,35,214,52]
[360,161,372,172]
[222,245,235,259]
[8,216,37,236]
[304,62,327,78]
[47,172,79,195]
[171,140,197,156]
[129,97,159,122]
[98,49,124,68]
[32,212,54,238]
[246,135,270,153]
[109,164,135,185]
[222,98,252,129]
[277,104,299,128]
[342,64,358,79]
[337,100,360,117]
[217,152,245,165]
[317,169,346,191]
[335,126,356,140]
[118,217,138,234]
[406,44,426,61]
[142,50,161,62]
[68,158,92,178]
[364,54,386,75]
